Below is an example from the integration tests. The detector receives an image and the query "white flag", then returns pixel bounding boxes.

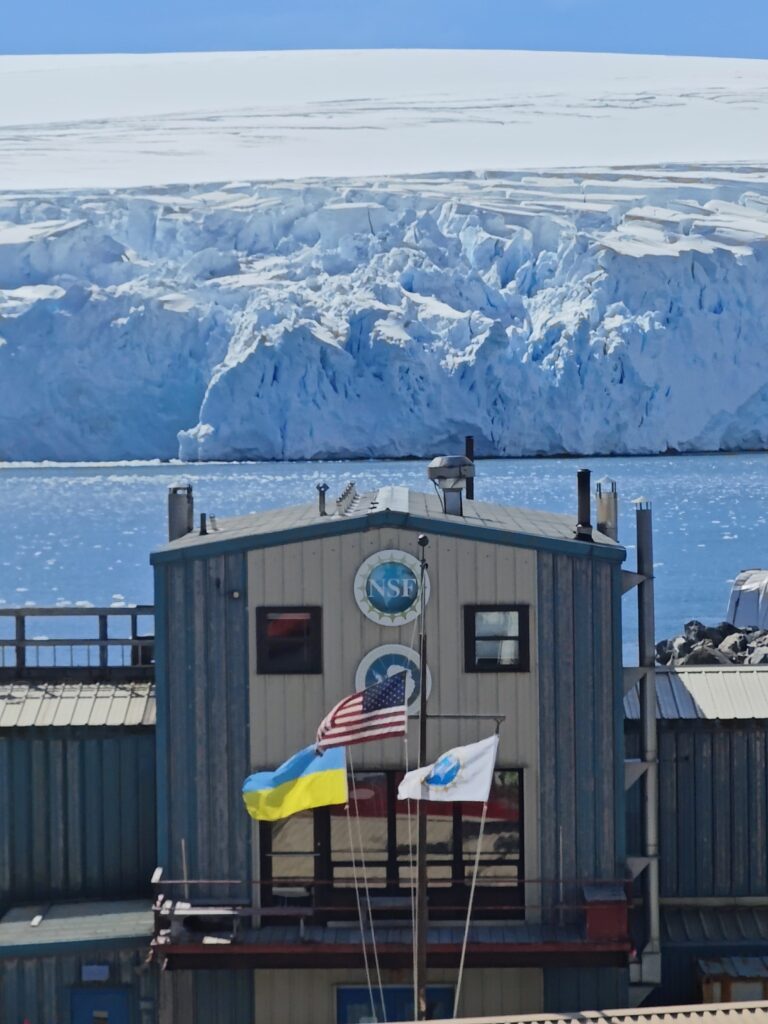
[397,735,499,803]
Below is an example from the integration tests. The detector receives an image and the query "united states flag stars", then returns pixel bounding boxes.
[316,672,408,751]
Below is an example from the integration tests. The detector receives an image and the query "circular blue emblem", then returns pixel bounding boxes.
[355,644,432,715]
[425,753,461,788]
[354,550,430,627]
[366,562,419,615]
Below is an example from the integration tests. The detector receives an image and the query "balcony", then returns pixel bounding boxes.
[149,872,631,971]
[0,606,155,682]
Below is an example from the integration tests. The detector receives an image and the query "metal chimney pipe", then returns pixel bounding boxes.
[168,484,193,542]
[636,500,660,963]
[199,512,208,536]
[465,436,475,500]
[596,478,619,541]
[576,468,593,541]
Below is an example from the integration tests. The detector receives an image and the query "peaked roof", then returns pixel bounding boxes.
[151,485,624,564]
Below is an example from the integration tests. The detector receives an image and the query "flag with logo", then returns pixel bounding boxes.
[397,734,499,803]
[242,744,347,821]
[316,672,408,751]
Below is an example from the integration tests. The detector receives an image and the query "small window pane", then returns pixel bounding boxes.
[730,981,764,1001]
[271,812,315,883]
[331,774,388,888]
[476,639,519,665]
[475,611,518,637]
[462,771,521,883]
[395,786,455,887]
[257,607,322,674]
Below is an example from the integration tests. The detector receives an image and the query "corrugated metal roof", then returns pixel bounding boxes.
[624,668,768,721]
[0,681,155,728]
[425,1003,768,1024]
[663,907,768,944]
[0,900,153,955]
[699,956,768,979]
[153,486,622,561]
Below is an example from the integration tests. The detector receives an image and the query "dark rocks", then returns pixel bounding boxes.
[683,640,733,666]
[719,631,748,659]
[657,620,767,666]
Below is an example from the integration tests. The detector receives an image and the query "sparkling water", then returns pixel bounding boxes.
[1,455,765,653]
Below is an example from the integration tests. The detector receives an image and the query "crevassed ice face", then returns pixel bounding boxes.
[365,561,419,615]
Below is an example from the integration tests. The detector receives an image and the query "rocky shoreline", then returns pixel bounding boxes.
[656,620,768,667]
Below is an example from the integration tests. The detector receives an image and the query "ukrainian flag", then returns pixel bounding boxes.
[242,744,347,821]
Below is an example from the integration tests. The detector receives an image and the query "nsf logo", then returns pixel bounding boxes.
[354,549,430,626]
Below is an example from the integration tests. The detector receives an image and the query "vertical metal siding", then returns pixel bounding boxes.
[159,969,254,1024]
[626,721,768,899]
[0,729,155,908]
[249,967,543,1024]
[543,966,628,1013]
[0,947,155,1024]
[537,554,620,919]
[158,552,250,900]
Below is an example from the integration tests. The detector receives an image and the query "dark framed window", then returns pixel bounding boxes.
[256,607,322,674]
[338,985,454,1023]
[464,605,529,672]
[260,769,523,922]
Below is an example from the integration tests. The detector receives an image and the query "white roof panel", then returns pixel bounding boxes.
[625,667,768,721]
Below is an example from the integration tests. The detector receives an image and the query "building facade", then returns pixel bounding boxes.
[149,481,630,1021]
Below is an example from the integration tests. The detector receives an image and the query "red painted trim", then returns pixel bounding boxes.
[154,940,632,971]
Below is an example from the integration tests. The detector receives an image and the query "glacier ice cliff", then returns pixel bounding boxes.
[2,166,768,461]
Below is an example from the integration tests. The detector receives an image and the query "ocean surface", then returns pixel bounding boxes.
[0,454,765,654]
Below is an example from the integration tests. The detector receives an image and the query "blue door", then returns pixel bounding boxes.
[337,985,454,1022]
[71,987,131,1024]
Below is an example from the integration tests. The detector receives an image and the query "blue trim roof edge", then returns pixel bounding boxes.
[0,931,151,958]
[150,508,626,565]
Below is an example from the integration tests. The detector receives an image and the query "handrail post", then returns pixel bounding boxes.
[98,614,109,669]
[15,614,25,672]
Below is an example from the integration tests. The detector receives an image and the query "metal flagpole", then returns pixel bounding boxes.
[453,801,488,1018]
[415,534,429,1021]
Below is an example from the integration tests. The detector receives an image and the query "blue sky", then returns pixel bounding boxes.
[5,0,768,58]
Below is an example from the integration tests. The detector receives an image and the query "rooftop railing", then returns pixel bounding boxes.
[0,606,155,680]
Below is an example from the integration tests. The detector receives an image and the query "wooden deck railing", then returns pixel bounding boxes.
[0,606,155,680]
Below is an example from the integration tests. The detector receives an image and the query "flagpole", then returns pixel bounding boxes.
[415,533,429,1021]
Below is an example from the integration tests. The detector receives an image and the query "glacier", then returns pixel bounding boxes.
[2,166,768,460]
[2,50,768,461]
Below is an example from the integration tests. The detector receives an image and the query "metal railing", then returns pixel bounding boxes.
[0,606,155,679]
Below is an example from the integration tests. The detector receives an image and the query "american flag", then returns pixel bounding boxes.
[316,672,408,750]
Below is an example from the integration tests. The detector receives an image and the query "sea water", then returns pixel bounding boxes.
[0,454,765,653]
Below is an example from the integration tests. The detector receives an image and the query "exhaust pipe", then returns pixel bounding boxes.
[596,478,618,541]
[168,485,193,542]
[576,468,593,542]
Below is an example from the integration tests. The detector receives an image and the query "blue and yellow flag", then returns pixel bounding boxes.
[242,745,347,821]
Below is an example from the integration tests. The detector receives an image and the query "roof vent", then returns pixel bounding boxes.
[336,482,358,516]
[427,455,475,516]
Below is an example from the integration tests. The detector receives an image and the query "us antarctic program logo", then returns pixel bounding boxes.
[355,644,432,716]
[354,549,430,626]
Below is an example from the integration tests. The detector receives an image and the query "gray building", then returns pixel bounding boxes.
[149,477,631,1021]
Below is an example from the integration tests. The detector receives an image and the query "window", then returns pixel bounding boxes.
[260,769,523,921]
[256,607,322,674]
[464,605,529,672]
[338,985,454,1023]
